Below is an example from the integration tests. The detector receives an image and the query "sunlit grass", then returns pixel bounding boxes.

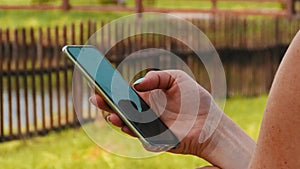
[0,0,283,30]
[0,127,208,169]
[217,1,282,10]
[0,95,267,169]
[0,10,131,29]
[224,95,267,140]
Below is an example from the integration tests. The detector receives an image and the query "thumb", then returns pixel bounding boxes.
[133,71,175,92]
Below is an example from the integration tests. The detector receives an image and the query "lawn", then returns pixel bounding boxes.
[0,0,283,29]
[0,95,267,169]
[0,0,282,9]
[0,10,131,29]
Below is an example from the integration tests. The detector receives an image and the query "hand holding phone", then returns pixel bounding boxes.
[89,68,216,156]
[63,45,179,151]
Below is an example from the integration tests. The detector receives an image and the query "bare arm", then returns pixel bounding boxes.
[199,114,255,169]
[91,70,255,169]
[249,30,300,168]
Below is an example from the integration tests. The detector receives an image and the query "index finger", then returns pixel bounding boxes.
[134,71,175,92]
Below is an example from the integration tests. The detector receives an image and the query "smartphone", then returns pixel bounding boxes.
[62,45,179,151]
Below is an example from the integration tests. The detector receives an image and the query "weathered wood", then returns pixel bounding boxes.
[0,17,298,142]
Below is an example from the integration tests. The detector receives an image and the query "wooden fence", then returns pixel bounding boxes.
[0,15,299,142]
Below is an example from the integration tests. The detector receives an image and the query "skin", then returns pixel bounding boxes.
[90,30,300,169]
[248,30,300,168]
[91,70,214,155]
[90,70,255,169]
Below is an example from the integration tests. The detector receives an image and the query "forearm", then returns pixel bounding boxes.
[200,114,255,169]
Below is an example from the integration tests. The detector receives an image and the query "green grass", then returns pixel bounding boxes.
[139,0,282,10]
[0,95,267,169]
[224,95,267,140]
[0,10,131,29]
[217,1,282,10]
[125,0,213,9]
[0,0,283,29]
[0,0,282,9]
[0,128,208,169]
[0,0,120,6]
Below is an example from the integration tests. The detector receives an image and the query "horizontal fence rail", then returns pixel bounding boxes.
[0,0,298,16]
[0,15,299,142]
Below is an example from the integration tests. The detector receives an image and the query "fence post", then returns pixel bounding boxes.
[62,0,70,11]
[29,27,38,133]
[37,28,46,132]
[21,28,30,134]
[284,0,295,16]
[63,24,70,125]
[135,0,143,13]
[46,27,54,129]
[54,26,61,127]
[13,29,22,137]
[212,0,217,14]
[5,28,13,137]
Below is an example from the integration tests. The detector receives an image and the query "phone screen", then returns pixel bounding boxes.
[65,46,179,148]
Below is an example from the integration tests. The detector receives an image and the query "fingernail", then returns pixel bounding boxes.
[133,77,145,86]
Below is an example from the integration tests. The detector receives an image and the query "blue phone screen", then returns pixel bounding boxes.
[68,46,143,112]
[66,46,178,146]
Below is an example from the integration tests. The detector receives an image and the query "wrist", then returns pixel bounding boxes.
[199,114,255,169]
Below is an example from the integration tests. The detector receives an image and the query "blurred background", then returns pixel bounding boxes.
[0,0,299,169]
